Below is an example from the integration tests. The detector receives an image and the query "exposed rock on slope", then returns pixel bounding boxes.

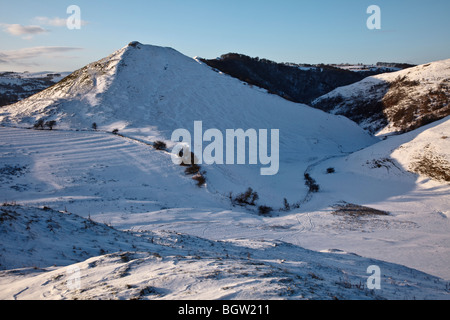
[312,59,450,135]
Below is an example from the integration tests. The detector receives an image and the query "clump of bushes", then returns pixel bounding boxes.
[153,140,167,151]
[185,164,201,175]
[280,198,301,211]
[45,120,57,130]
[229,187,273,215]
[192,173,206,187]
[33,119,56,130]
[33,119,45,130]
[258,205,273,215]
[178,150,198,167]
[112,129,119,135]
[326,167,335,174]
[176,150,206,187]
[231,187,259,206]
[283,198,291,211]
[304,173,320,193]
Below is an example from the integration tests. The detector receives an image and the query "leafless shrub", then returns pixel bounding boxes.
[258,205,273,215]
[185,164,201,175]
[153,141,167,151]
[232,187,259,206]
[192,173,206,187]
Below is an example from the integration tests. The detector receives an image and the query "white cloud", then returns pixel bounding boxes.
[34,16,68,27]
[34,16,89,27]
[1,24,48,38]
[0,46,83,66]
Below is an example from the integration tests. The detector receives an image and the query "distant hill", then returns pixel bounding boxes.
[376,62,417,69]
[200,53,406,104]
[0,72,70,107]
[312,59,450,135]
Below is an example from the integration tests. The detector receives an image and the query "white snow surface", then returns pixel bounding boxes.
[0,43,449,300]
[0,42,377,206]
[0,205,448,300]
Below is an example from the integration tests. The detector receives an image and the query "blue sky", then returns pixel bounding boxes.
[1,0,449,71]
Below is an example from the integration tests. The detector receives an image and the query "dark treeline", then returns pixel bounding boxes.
[201,53,395,104]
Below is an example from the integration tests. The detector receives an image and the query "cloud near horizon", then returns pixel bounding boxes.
[1,16,88,40]
[0,46,83,67]
[34,16,67,27]
[1,23,49,39]
[34,16,89,28]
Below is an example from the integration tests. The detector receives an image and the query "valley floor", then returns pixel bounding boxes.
[0,126,449,299]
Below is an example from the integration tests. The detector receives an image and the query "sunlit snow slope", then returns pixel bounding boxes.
[0,42,376,207]
[1,43,449,298]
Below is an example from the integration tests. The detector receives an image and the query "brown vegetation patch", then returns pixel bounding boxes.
[410,153,450,182]
[332,202,389,217]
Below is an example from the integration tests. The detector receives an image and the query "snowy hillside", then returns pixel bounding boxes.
[0,41,376,207]
[0,42,373,142]
[0,120,449,299]
[297,116,450,278]
[312,59,450,135]
[1,204,448,300]
[0,42,449,300]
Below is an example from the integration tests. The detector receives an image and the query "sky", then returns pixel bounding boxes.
[0,0,449,72]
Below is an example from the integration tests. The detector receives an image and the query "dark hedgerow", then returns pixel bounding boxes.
[304,173,320,193]
[185,164,201,175]
[45,120,57,130]
[283,198,291,211]
[232,187,259,206]
[176,150,206,187]
[33,119,45,130]
[153,140,167,151]
[179,151,197,167]
[192,173,206,187]
[33,119,56,130]
[258,205,273,215]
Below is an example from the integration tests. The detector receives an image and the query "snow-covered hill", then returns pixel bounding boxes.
[0,41,376,207]
[0,42,373,142]
[312,59,450,135]
[1,204,448,300]
[0,42,449,300]
[0,118,449,298]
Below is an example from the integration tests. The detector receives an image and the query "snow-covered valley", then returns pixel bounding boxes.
[0,42,449,300]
